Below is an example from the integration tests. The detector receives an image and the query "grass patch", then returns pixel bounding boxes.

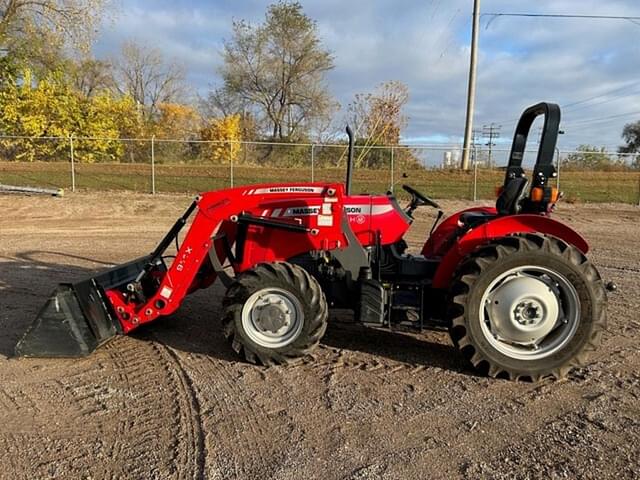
[0,161,638,204]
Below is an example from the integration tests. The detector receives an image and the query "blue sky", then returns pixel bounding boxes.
[96,0,640,150]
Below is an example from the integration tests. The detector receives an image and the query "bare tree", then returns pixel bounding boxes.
[348,80,409,145]
[345,81,410,168]
[200,86,245,119]
[71,58,114,97]
[113,40,186,118]
[218,1,334,140]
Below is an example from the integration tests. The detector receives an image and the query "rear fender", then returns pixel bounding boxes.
[422,206,496,257]
[431,214,589,289]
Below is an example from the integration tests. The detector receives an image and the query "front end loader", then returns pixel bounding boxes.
[16,103,610,380]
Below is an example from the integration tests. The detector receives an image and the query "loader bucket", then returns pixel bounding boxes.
[15,256,153,357]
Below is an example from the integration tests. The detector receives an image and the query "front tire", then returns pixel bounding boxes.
[448,234,607,381]
[222,262,328,365]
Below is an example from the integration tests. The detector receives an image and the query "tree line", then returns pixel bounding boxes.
[0,1,637,168]
[0,0,413,167]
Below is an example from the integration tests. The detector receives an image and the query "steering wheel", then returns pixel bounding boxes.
[402,184,441,212]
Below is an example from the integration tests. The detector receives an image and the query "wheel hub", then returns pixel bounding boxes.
[253,297,291,335]
[486,274,559,345]
[241,288,304,348]
[513,300,544,326]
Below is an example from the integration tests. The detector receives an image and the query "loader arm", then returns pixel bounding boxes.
[105,185,352,333]
[16,183,355,356]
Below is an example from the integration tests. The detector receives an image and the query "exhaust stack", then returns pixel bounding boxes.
[345,125,354,195]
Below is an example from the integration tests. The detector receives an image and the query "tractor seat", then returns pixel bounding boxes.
[459,211,497,229]
[459,176,530,229]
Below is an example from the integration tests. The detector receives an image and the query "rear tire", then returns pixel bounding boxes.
[448,234,607,381]
[222,262,328,365]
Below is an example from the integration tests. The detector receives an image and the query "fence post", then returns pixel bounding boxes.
[69,135,76,193]
[555,147,560,190]
[473,153,478,202]
[229,141,234,188]
[311,144,315,182]
[390,146,395,192]
[151,135,156,195]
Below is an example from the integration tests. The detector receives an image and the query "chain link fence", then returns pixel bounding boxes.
[0,135,638,204]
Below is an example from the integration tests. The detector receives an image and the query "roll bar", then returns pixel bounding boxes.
[505,102,561,190]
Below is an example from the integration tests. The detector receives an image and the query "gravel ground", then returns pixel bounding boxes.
[0,191,638,479]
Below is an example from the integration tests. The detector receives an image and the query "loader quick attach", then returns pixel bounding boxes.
[16,103,610,381]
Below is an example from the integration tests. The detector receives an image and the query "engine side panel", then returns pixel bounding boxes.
[343,194,411,246]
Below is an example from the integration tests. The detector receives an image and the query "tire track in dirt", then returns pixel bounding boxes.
[104,337,207,480]
[152,343,206,480]
[181,354,291,479]
[0,336,206,479]
[599,264,640,275]
[99,339,180,479]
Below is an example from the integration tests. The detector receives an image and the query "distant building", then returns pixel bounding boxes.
[442,150,460,169]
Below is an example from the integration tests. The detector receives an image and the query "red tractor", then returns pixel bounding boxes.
[17,103,608,381]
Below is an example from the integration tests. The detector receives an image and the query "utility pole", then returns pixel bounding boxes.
[482,123,501,168]
[471,128,481,148]
[471,128,481,166]
[461,0,481,170]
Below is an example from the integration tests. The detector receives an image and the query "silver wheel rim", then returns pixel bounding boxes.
[241,288,304,349]
[479,265,580,360]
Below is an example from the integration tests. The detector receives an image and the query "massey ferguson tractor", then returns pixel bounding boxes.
[16,103,608,381]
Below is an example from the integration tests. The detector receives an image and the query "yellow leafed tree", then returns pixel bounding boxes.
[0,70,80,161]
[147,103,202,164]
[200,114,242,164]
[0,69,143,162]
[153,103,201,140]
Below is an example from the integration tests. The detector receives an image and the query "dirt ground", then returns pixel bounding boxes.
[0,191,638,480]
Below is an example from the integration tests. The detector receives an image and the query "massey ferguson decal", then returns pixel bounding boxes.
[248,186,325,195]
[283,206,321,217]
[344,205,394,215]
[266,203,392,219]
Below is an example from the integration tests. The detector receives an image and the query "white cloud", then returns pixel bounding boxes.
[94,0,640,150]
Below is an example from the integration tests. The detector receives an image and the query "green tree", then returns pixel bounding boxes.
[0,0,108,50]
[563,145,624,171]
[619,120,640,169]
[217,1,335,141]
[0,0,111,85]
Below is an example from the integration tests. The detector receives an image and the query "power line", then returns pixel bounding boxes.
[488,85,640,130]
[487,80,640,123]
[561,109,640,128]
[474,11,640,141]
[562,81,640,110]
[564,88,640,114]
[483,13,640,20]
[483,13,640,27]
